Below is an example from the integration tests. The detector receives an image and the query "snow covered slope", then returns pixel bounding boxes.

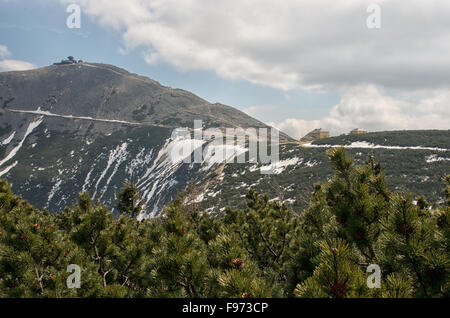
[0,63,448,216]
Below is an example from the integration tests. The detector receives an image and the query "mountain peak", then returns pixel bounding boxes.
[0,62,272,133]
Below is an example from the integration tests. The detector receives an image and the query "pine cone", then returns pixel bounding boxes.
[241,292,253,298]
[232,258,244,269]
[397,223,412,235]
[331,282,346,298]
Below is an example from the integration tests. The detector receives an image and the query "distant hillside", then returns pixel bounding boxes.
[313,130,450,149]
[194,130,450,214]
[0,62,448,216]
[0,62,292,215]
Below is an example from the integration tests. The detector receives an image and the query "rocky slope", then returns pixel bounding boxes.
[0,63,448,217]
[195,130,450,214]
[0,62,280,216]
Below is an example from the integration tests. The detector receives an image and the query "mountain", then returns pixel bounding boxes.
[0,62,448,217]
[195,130,450,214]
[0,62,272,129]
[0,62,284,216]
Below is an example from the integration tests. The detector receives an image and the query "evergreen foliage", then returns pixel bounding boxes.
[0,148,448,298]
[116,182,145,218]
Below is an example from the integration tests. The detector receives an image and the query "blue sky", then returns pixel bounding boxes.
[0,0,449,138]
[0,1,337,124]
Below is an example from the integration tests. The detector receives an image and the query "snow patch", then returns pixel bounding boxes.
[126,148,154,177]
[193,193,205,203]
[0,117,43,167]
[0,161,18,177]
[303,141,449,152]
[426,154,450,163]
[47,179,62,207]
[201,143,248,171]
[260,157,300,174]
[1,131,15,145]
[304,160,319,167]
[93,143,128,198]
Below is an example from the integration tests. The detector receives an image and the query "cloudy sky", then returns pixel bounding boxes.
[1,0,449,138]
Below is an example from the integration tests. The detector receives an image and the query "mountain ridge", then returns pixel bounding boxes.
[0,62,280,134]
[0,62,290,216]
[0,62,448,216]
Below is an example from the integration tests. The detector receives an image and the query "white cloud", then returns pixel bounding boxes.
[59,0,450,134]
[63,0,450,91]
[0,45,11,59]
[272,86,450,139]
[268,118,321,140]
[0,59,36,71]
[0,44,36,72]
